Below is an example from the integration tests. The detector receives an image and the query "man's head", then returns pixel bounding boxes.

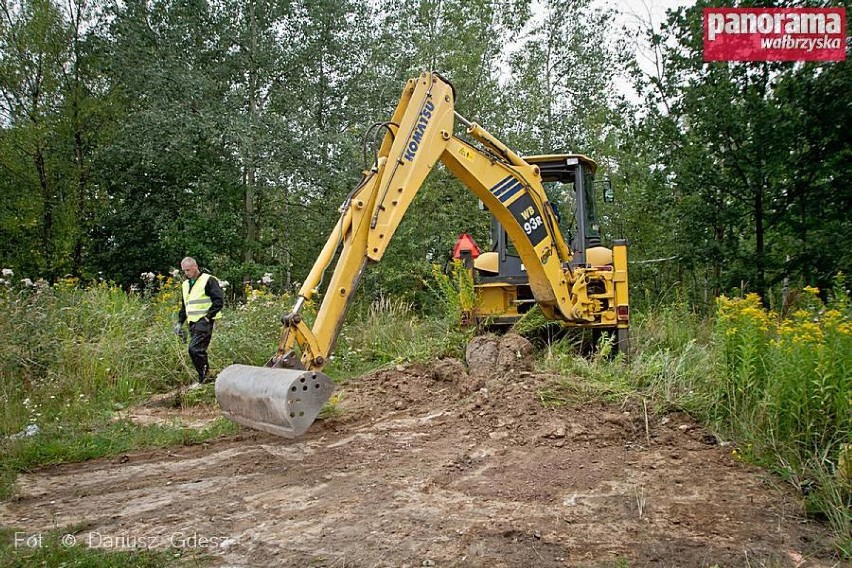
[180,257,201,279]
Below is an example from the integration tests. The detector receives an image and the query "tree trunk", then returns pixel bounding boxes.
[754,186,765,298]
[71,1,87,277]
[243,0,259,273]
[35,148,54,278]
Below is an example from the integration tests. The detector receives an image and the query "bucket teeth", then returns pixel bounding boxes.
[215,364,335,438]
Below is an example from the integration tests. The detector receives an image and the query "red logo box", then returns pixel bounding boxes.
[704,8,846,61]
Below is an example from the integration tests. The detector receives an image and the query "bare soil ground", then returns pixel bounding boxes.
[0,336,839,567]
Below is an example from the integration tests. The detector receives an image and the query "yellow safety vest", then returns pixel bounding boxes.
[182,273,222,323]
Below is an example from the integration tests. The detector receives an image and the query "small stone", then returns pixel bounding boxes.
[395,364,406,372]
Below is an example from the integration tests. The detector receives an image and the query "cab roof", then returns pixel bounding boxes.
[523,154,598,178]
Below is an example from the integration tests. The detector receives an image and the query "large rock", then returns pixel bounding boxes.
[496,333,535,373]
[465,333,535,379]
[465,335,500,377]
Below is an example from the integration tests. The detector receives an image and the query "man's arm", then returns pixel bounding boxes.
[204,277,224,320]
[177,296,187,325]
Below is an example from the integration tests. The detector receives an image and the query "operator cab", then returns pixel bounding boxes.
[527,153,606,265]
[477,153,612,284]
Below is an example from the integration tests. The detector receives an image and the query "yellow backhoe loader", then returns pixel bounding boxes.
[215,72,630,438]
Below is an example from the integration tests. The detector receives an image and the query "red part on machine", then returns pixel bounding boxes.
[452,233,482,260]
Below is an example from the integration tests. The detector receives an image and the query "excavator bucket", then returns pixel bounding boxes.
[215,364,335,438]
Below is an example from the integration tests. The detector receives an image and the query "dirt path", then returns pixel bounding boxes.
[0,339,838,567]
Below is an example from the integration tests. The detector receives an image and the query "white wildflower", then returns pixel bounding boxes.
[220,280,230,290]
[140,272,155,283]
[261,273,273,285]
[1,268,12,277]
[170,269,180,278]
[20,278,34,287]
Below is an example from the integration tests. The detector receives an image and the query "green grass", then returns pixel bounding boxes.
[0,278,257,500]
[325,293,474,381]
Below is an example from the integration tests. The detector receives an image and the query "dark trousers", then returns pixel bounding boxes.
[188,320,214,382]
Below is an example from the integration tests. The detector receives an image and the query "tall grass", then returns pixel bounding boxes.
[0,277,278,497]
[0,269,472,493]
[712,286,850,552]
[326,294,473,380]
[430,260,476,327]
[0,280,309,432]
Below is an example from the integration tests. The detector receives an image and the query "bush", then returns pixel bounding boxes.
[713,286,850,552]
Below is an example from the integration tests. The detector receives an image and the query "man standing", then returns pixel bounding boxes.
[174,257,223,384]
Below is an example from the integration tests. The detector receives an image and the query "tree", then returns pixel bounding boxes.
[628,1,851,302]
[0,0,72,278]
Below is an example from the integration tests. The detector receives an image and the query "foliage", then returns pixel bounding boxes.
[327,295,456,380]
[0,275,266,497]
[327,263,478,379]
[619,1,851,306]
[712,284,851,551]
[713,285,850,461]
[429,260,476,327]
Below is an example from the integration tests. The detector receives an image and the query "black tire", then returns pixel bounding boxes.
[614,327,630,360]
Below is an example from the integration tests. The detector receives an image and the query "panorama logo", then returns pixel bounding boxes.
[703,8,846,62]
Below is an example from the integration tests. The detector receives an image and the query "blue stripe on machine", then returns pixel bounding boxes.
[490,176,515,196]
[498,183,522,203]
[494,181,522,199]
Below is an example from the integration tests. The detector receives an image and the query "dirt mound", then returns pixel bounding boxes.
[0,338,839,567]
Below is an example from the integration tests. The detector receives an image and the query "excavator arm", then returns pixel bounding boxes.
[215,72,600,438]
